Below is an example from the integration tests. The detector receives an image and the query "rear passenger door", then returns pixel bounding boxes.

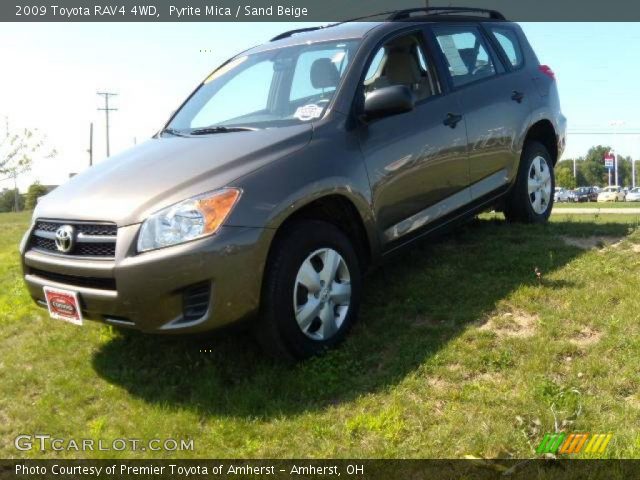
[429,23,532,196]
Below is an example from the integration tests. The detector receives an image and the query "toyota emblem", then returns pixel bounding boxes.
[54,225,75,253]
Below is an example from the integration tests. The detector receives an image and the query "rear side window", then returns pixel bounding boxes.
[490,27,524,68]
[432,26,496,87]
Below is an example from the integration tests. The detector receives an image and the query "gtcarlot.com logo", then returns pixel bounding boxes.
[15,434,194,452]
[536,433,613,455]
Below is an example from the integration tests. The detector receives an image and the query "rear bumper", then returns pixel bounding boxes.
[21,224,273,333]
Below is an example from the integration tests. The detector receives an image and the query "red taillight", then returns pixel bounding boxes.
[539,65,556,81]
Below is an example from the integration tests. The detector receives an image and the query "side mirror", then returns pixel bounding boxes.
[363,85,415,120]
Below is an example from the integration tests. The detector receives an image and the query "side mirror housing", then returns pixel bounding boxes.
[363,85,415,120]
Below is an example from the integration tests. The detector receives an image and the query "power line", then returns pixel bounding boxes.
[97,92,118,157]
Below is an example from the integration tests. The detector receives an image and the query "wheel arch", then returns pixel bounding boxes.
[522,119,558,166]
[265,193,377,274]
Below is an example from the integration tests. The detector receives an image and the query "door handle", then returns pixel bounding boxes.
[443,113,463,129]
[511,90,525,103]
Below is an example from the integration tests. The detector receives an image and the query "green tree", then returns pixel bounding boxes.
[24,182,49,210]
[0,189,24,212]
[617,156,633,187]
[577,145,611,187]
[0,120,56,211]
[555,160,576,188]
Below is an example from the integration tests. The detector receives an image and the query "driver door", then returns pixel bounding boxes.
[357,30,470,245]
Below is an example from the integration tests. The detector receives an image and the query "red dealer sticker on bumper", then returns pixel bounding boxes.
[43,286,83,325]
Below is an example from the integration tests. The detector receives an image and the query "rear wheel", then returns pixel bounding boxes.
[255,220,362,361]
[504,141,555,223]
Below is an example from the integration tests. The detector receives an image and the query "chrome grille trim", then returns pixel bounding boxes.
[29,219,117,258]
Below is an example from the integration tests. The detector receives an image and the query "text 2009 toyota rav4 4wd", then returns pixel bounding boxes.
[21,8,565,359]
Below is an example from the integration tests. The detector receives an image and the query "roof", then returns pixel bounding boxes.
[245,22,381,54]
[243,8,509,55]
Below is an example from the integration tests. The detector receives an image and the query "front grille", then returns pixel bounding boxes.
[181,283,211,323]
[35,221,117,236]
[31,236,57,252]
[29,219,117,258]
[74,243,116,257]
[29,268,117,291]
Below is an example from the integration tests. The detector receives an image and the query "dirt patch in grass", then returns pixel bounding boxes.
[624,395,640,409]
[561,235,624,250]
[427,377,452,390]
[631,244,640,253]
[569,327,603,347]
[478,310,538,338]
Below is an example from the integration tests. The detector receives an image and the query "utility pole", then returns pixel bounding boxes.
[97,92,118,157]
[88,122,93,167]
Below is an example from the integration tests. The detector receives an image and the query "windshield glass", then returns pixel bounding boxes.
[168,40,359,132]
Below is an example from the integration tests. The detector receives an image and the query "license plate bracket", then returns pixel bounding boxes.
[43,286,83,325]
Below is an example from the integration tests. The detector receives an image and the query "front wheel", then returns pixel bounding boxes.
[254,220,362,361]
[504,141,555,223]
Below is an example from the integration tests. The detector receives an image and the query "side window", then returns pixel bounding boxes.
[362,33,437,102]
[290,48,349,101]
[432,26,496,87]
[490,27,523,68]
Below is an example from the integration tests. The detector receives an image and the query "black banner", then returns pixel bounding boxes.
[1,459,638,480]
[4,0,640,22]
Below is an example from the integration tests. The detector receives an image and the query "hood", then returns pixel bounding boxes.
[35,125,312,226]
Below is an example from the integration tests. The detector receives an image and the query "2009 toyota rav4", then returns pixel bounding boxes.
[21,8,565,359]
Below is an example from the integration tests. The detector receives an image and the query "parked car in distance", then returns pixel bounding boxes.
[597,186,625,202]
[572,186,598,202]
[20,7,566,359]
[626,187,640,202]
[554,187,571,202]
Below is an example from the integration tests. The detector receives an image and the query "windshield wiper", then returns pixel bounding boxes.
[189,126,257,135]
[161,127,188,137]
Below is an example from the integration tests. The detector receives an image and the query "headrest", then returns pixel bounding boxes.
[384,51,423,86]
[458,48,477,73]
[310,58,340,89]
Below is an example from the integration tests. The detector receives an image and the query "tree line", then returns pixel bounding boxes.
[556,145,637,189]
[0,183,49,212]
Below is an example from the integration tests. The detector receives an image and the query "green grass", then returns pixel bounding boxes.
[1,210,639,459]
[555,201,640,208]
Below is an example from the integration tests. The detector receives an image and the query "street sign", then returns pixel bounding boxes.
[604,152,615,168]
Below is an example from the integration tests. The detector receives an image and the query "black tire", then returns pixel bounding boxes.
[254,220,362,361]
[504,141,555,223]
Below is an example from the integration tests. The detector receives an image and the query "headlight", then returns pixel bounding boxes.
[137,188,241,252]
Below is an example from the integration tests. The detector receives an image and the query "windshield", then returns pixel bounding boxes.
[167,40,359,133]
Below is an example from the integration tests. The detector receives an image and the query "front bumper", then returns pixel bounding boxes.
[21,224,273,333]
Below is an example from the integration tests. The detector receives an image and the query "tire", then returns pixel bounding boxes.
[504,141,555,223]
[254,220,362,361]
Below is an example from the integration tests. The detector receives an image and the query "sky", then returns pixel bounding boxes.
[1,22,640,191]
